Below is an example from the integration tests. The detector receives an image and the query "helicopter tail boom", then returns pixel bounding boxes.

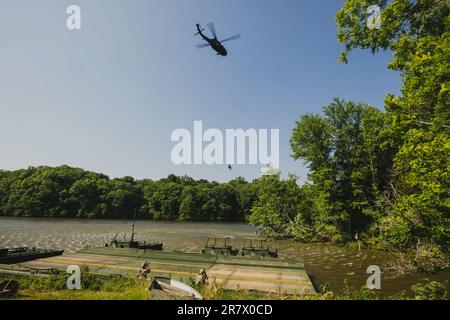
[194,24,205,37]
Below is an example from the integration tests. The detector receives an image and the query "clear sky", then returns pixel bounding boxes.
[0,0,401,183]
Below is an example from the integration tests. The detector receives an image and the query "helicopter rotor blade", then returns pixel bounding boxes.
[196,44,210,49]
[207,23,217,38]
[220,34,242,43]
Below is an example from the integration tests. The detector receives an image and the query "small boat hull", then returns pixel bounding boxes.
[149,277,203,300]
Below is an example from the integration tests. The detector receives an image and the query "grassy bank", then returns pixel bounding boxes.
[1,268,447,300]
[0,269,148,300]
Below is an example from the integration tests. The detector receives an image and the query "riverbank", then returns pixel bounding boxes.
[1,217,449,297]
[1,271,446,300]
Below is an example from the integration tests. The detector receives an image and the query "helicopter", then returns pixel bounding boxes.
[195,23,241,56]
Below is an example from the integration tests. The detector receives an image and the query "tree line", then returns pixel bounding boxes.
[0,166,256,222]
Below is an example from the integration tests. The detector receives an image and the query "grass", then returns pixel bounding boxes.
[17,289,147,300]
[1,268,447,300]
[192,278,447,300]
[1,267,148,300]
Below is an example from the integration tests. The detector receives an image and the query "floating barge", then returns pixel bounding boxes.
[201,236,278,258]
[0,247,63,265]
[0,246,315,295]
[107,233,163,251]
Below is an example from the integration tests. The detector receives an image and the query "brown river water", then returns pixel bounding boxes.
[0,217,448,297]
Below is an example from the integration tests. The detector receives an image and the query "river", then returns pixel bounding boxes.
[0,217,448,297]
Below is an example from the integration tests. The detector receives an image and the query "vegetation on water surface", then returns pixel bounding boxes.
[1,269,446,300]
[0,1,448,274]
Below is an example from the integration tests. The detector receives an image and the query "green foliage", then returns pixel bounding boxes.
[332,280,379,300]
[0,166,255,222]
[6,272,443,300]
[249,173,304,238]
[335,0,449,258]
[411,281,447,300]
[290,99,395,240]
[336,0,449,64]
[0,268,148,300]
[383,131,450,252]
[13,271,69,291]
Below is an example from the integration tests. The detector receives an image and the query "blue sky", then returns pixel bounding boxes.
[0,0,401,183]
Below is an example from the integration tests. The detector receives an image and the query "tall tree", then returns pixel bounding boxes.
[290,99,395,239]
[249,173,303,238]
[336,0,449,258]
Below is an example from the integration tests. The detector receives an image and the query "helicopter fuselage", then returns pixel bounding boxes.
[196,25,228,56]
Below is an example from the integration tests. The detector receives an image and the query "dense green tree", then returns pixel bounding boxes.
[249,173,304,238]
[0,167,250,222]
[229,177,257,220]
[179,185,205,221]
[336,0,448,65]
[207,184,241,221]
[147,181,183,220]
[105,177,142,219]
[290,99,395,240]
[336,0,449,258]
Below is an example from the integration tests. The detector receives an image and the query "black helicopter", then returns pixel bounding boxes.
[195,23,241,56]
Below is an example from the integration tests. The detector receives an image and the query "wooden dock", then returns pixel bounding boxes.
[1,247,316,295]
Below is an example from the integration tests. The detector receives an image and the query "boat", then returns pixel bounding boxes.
[240,238,278,258]
[107,233,163,251]
[149,277,203,300]
[105,211,163,251]
[201,236,238,256]
[0,247,64,264]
